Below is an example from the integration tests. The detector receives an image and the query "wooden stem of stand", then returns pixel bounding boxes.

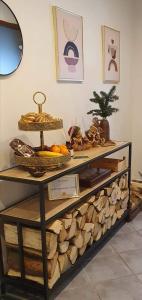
[40,131,44,151]
[38,104,44,150]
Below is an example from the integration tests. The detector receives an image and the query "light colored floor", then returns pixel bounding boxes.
[3,212,142,299]
[56,212,142,300]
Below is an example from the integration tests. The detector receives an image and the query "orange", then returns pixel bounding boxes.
[60,144,67,149]
[50,145,61,153]
[60,146,69,155]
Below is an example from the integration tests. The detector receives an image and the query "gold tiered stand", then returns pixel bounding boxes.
[15,92,71,171]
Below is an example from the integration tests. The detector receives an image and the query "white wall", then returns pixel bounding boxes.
[131,0,142,179]
[0,0,133,208]
[0,1,17,23]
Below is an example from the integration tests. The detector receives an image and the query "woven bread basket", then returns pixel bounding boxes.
[18,119,63,131]
[14,153,71,169]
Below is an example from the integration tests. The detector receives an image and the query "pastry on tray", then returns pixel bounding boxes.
[18,112,63,131]
[19,112,61,124]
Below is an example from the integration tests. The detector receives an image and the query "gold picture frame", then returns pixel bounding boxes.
[53,6,84,82]
[102,25,120,83]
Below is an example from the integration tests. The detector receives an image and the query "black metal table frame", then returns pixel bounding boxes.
[0,142,132,300]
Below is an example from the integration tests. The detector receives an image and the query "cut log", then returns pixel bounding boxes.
[95,228,102,241]
[105,202,110,218]
[77,203,89,216]
[119,177,126,190]
[76,215,86,229]
[4,225,58,256]
[48,220,63,235]
[76,216,83,229]
[6,245,60,283]
[64,212,73,219]
[106,217,111,230]
[109,205,116,217]
[93,197,103,208]
[83,223,94,232]
[104,187,112,196]
[87,195,96,204]
[58,226,67,243]
[121,190,129,200]
[86,205,94,222]
[111,181,118,189]
[121,196,129,209]
[72,231,84,249]
[7,245,43,277]
[102,224,107,235]
[124,175,128,189]
[94,196,106,211]
[72,210,78,218]
[48,261,60,289]
[109,196,113,205]
[111,212,117,226]
[58,254,71,274]
[67,218,76,240]
[79,244,87,256]
[67,245,78,264]
[91,208,98,224]
[117,186,122,200]
[48,252,58,279]
[82,231,91,245]
[47,232,58,259]
[88,236,94,246]
[115,202,121,211]
[93,223,101,240]
[58,241,69,254]
[80,215,86,229]
[62,218,72,230]
[117,209,125,219]
[98,209,106,224]
[97,190,105,197]
[111,189,118,204]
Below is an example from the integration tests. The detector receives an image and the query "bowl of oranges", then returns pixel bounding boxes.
[14,144,71,171]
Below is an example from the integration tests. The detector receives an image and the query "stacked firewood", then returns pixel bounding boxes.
[131,180,142,211]
[4,174,129,289]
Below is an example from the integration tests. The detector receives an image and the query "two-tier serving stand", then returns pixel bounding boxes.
[15,92,71,173]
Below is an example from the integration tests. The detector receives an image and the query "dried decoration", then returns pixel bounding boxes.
[85,117,105,147]
[68,126,91,151]
[68,118,105,151]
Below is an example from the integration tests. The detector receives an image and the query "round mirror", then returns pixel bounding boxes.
[0,0,23,76]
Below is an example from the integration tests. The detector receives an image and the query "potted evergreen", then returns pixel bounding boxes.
[87,86,119,141]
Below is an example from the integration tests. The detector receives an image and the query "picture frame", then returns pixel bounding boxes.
[53,6,84,82]
[102,25,120,83]
[48,174,79,200]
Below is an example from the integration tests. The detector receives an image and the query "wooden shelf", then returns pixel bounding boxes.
[1,168,128,223]
[0,140,131,299]
[0,141,129,185]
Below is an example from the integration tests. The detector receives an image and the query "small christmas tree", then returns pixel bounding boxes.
[87,86,119,141]
[87,85,119,119]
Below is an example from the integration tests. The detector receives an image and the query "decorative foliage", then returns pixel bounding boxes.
[87,86,119,119]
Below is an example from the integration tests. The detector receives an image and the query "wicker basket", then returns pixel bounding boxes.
[18,119,63,131]
[14,153,71,169]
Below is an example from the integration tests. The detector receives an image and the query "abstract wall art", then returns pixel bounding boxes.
[53,7,84,81]
[102,26,120,83]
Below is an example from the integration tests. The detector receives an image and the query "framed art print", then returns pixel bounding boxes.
[48,174,79,200]
[102,26,120,83]
[53,6,84,81]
